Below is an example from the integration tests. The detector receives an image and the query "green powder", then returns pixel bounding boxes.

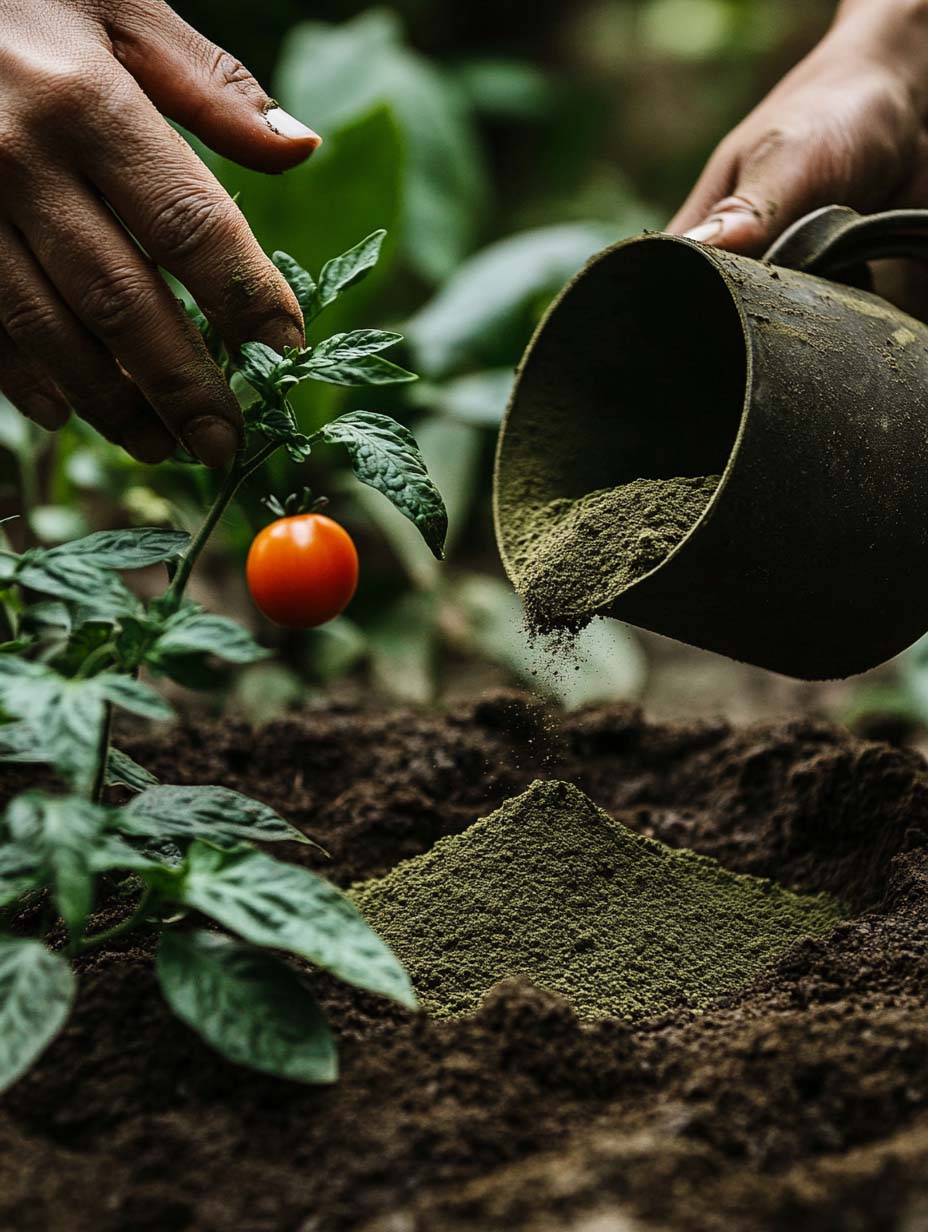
[510,475,720,633]
[351,780,842,1021]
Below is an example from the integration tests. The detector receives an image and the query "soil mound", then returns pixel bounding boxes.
[1,698,926,1231]
[352,779,841,1019]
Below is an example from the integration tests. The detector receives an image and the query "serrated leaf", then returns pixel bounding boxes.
[311,330,403,362]
[320,412,447,558]
[0,662,171,791]
[273,252,321,323]
[315,230,386,317]
[151,610,268,666]
[238,342,287,397]
[6,793,106,935]
[106,747,159,792]
[122,785,314,849]
[305,353,417,388]
[0,938,75,1094]
[15,554,139,617]
[165,842,416,1008]
[157,930,337,1084]
[46,528,190,570]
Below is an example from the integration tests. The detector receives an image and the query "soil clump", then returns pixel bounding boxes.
[511,475,719,633]
[352,779,841,1019]
[0,696,926,1231]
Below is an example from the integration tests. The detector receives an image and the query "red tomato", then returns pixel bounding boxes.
[246,513,359,628]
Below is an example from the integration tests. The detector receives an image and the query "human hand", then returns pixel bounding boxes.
[667,0,928,258]
[0,0,321,467]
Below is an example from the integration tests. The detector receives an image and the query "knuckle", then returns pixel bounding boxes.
[2,296,59,346]
[145,189,237,263]
[29,61,106,125]
[79,266,152,336]
[208,47,263,100]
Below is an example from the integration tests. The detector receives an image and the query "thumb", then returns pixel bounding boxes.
[108,2,321,174]
[671,135,821,257]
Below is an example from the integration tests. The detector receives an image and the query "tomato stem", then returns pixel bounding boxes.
[164,440,281,611]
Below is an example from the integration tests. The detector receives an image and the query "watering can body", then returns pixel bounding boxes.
[493,207,928,680]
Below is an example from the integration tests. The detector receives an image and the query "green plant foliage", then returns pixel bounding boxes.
[319,412,447,559]
[405,223,617,378]
[275,11,488,281]
[0,939,75,1093]
[157,930,337,1084]
[0,227,431,1096]
[158,842,417,1008]
[120,785,313,849]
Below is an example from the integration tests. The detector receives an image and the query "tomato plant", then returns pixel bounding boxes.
[0,230,446,1093]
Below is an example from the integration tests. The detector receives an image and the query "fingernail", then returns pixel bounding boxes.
[264,106,322,146]
[683,217,725,244]
[184,416,240,468]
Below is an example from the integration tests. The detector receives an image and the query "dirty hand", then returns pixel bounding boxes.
[667,0,928,257]
[0,0,320,467]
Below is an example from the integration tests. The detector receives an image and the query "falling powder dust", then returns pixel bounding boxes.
[509,475,720,634]
[351,780,842,1021]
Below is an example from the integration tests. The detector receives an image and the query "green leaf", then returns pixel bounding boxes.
[272,251,320,323]
[0,841,42,908]
[305,354,417,388]
[248,406,313,463]
[413,369,515,427]
[165,842,416,1008]
[150,609,268,666]
[311,330,403,361]
[122,785,314,849]
[157,930,337,1084]
[47,528,190,570]
[315,231,386,318]
[405,223,617,377]
[106,747,159,792]
[319,412,447,559]
[89,832,181,876]
[6,793,106,934]
[276,14,487,281]
[15,553,139,617]
[96,674,174,722]
[237,342,291,399]
[0,661,171,790]
[0,721,44,764]
[0,938,75,1094]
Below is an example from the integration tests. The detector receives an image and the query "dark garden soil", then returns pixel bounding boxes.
[2,692,928,1231]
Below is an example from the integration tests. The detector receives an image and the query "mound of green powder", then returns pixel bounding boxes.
[512,475,719,633]
[351,780,842,1021]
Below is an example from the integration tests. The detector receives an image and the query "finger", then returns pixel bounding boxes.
[78,69,305,355]
[668,131,822,257]
[667,139,738,238]
[14,177,243,468]
[0,220,174,463]
[0,327,70,432]
[106,1,321,174]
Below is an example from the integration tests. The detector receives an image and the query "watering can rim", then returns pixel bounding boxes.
[492,230,754,609]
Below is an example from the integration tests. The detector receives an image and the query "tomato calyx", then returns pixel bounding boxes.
[262,488,330,519]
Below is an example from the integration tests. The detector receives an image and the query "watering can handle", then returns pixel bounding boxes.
[764,205,928,277]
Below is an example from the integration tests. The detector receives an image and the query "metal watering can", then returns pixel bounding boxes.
[493,206,928,680]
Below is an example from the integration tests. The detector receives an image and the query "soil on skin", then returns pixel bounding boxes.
[1,693,927,1232]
